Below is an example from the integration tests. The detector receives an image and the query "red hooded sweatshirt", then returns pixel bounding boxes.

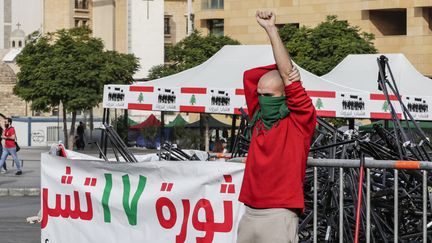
[239,64,316,210]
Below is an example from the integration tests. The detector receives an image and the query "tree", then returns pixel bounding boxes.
[14,27,139,148]
[148,31,240,79]
[279,15,377,76]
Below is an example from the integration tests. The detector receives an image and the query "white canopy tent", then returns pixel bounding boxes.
[322,54,432,120]
[103,45,430,119]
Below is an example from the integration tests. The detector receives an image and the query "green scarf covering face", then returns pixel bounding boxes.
[250,96,290,130]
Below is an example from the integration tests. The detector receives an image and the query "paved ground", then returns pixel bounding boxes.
[0,196,40,243]
[0,146,158,193]
[0,147,46,189]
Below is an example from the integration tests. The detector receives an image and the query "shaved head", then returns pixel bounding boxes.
[257,70,284,97]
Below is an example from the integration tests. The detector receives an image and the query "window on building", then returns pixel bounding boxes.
[367,9,407,36]
[276,23,300,29]
[75,0,88,9]
[75,19,80,27]
[422,7,432,32]
[52,107,59,116]
[47,126,61,142]
[12,41,15,48]
[32,110,42,116]
[82,20,87,26]
[202,0,224,10]
[18,41,22,47]
[83,0,88,9]
[164,17,171,35]
[207,19,224,36]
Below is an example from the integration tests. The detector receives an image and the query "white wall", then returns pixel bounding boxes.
[13,120,103,147]
[129,0,164,79]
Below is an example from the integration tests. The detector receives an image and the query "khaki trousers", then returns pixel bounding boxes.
[237,206,299,243]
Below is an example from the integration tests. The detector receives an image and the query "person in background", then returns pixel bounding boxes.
[0,118,22,175]
[0,125,6,173]
[212,140,224,153]
[76,121,85,150]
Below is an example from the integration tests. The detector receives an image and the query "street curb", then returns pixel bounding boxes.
[0,188,40,197]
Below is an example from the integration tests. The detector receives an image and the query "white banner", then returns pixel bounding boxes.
[103,85,129,109]
[41,153,245,243]
[102,84,432,120]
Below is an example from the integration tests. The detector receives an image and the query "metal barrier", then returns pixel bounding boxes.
[308,157,430,243]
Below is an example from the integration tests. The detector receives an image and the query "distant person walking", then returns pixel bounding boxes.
[0,125,7,173]
[76,121,85,150]
[0,118,22,175]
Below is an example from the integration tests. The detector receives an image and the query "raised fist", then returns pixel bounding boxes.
[256,10,276,29]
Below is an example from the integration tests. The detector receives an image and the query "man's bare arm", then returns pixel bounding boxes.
[256,10,294,85]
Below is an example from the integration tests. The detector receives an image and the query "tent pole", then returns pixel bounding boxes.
[200,114,205,150]
[161,111,165,146]
[230,115,237,153]
[103,108,110,157]
[99,108,107,159]
[349,118,354,130]
[205,116,209,151]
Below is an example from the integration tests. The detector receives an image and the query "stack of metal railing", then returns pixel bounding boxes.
[300,56,432,242]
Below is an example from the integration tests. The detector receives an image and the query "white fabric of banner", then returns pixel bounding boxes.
[41,153,245,243]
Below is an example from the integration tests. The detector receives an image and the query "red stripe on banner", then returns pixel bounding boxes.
[307,91,336,98]
[180,106,206,113]
[370,112,402,119]
[370,93,399,101]
[128,103,153,110]
[316,110,336,117]
[181,87,207,94]
[167,183,173,192]
[228,184,235,193]
[130,86,154,92]
[234,108,248,115]
[223,175,232,183]
[235,89,245,95]
[220,184,227,193]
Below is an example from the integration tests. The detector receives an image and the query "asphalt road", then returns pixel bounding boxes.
[0,196,40,243]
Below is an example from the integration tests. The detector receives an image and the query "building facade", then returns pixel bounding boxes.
[44,0,165,79]
[193,0,432,77]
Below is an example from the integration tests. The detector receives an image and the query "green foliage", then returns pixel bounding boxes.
[111,115,129,143]
[141,126,159,141]
[279,15,377,76]
[172,125,186,141]
[326,118,347,128]
[14,26,139,112]
[148,31,240,79]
